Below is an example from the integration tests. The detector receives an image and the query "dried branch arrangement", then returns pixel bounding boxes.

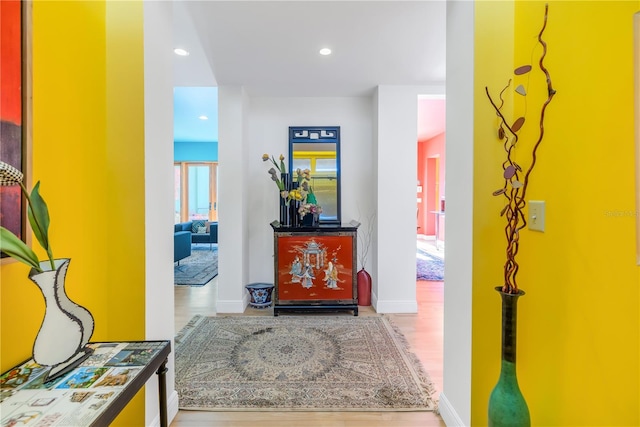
[486,4,556,294]
[356,209,376,270]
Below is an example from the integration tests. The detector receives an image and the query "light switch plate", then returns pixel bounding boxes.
[528,200,545,232]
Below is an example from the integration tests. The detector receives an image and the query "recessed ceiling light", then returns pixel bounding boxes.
[319,48,332,56]
[198,115,208,120]
[174,48,190,56]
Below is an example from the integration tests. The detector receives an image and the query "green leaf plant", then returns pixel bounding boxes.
[0,161,55,272]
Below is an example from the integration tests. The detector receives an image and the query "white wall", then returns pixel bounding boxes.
[371,91,380,305]
[246,97,375,287]
[438,1,474,426]
[143,1,177,425]
[374,86,420,313]
[374,85,444,313]
[215,91,443,314]
[217,86,251,313]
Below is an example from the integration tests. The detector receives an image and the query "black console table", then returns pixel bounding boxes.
[271,222,359,316]
[0,340,171,427]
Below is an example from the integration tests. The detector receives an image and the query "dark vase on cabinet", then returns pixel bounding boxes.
[289,181,300,227]
[301,213,316,227]
[290,202,300,227]
[279,173,290,226]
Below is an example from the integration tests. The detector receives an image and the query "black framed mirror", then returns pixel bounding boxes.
[289,126,341,225]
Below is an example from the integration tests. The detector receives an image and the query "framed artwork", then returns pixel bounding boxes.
[0,0,31,261]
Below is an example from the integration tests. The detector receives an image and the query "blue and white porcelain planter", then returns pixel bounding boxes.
[245,283,275,309]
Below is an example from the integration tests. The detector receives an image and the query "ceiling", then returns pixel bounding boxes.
[174,87,219,142]
[172,1,447,142]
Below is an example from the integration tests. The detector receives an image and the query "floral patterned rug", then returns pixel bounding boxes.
[174,315,437,411]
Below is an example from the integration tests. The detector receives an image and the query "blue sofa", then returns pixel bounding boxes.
[174,230,191,264]
[175,221,219,250]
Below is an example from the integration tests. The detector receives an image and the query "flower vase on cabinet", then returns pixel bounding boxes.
[279,173,291,226]
[289,181,300,227]
[290,202,300,227]
[301,213,316,227]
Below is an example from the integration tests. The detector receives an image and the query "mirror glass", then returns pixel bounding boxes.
[289,126,341,224]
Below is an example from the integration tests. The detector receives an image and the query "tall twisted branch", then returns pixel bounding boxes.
[486,3,556,294]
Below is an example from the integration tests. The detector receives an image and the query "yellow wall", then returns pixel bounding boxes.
[0,1,145,424]
[473,1,640,425]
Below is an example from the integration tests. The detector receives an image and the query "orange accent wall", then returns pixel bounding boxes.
[417,132,445,234]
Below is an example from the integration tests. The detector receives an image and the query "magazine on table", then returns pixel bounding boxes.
[0,342,163,426]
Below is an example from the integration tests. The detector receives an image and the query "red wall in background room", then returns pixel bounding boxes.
[417,133,445,235]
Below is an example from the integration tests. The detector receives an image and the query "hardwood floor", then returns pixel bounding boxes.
[172,276,445,426]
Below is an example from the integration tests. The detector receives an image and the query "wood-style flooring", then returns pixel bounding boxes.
[172,256,445,426]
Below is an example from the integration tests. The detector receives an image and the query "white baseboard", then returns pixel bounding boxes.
[216,299,246,313]
[167,390,179,425]
[371,290,378,309]
[438,392,466,427]
[148,390,179,427]
[374,299,418,313]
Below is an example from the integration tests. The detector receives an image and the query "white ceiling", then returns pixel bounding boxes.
[172,0,447,98]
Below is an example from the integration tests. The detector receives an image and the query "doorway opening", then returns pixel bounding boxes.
[417,96,445,280]
[174,161,218,223]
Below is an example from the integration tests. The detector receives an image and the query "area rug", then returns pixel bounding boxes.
[416,248,444,281]
[174,245,218,286]
[174,315,437,411]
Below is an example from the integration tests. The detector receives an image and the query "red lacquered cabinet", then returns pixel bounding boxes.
[271,223,359,316]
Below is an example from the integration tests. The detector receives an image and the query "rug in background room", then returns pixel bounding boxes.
[174,245,218,286]
[174,315,437,411]
[416,248,444,281]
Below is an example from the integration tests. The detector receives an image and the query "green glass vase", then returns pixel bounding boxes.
[488,287,531,427]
